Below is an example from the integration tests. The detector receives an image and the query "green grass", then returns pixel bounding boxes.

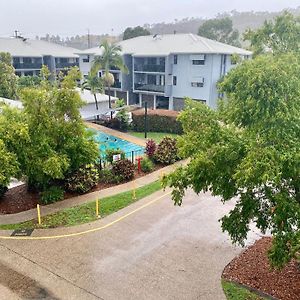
[0,180,162,230]
[222,280,265,300]
[128,131,179,143]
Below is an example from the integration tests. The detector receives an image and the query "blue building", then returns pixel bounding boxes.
[79,33,252,110]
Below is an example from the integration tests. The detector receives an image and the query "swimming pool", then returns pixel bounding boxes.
[92,129,145,159]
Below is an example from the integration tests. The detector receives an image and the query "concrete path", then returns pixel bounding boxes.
[0,189,261,299]
[0,160,185,225]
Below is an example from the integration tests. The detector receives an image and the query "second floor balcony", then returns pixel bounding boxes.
[134,83,165,93]
[134,64,165,73]
[13,62,43,70]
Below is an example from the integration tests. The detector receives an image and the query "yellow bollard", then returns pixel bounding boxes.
[96,199,99,218]
[132,181,137,200]
[37,204,41,226]
[160,170,164,182]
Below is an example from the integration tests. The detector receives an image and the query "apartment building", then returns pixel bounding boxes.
[0,36,79,76]
[78,33,251,110]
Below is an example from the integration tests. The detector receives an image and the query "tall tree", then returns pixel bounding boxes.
[81,72,104,110]
[163,53,300,268]
[123,26,151,40]
[91,40,128,116]
[0,52,17,99]
[198,17,241,47]
[0,67,99,191]
[244,11,300,56]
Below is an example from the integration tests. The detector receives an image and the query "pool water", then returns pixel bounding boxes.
[92,130,144,158]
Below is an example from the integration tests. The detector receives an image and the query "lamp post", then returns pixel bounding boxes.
[144,101,148,139]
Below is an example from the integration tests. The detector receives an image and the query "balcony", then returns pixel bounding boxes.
[134,64,165,73]
[55,62,79,69]
[134,84,165,93]
[13,62,43,69]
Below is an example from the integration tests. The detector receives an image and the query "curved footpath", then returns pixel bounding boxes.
[0,160,185,225]
[0,187,262,299]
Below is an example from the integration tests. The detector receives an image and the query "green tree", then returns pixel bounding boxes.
[81,72,104,110]
[17,75,42,90]
[91,40,128,116]
[244,11,300,56]
[0,52,17,99]
[163,54,300,268]
[198,17,241,47]
[123,26,151,40]
[0,139,19,198]
[0,68,99,191]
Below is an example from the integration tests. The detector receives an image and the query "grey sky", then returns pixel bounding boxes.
[0,0,299,37]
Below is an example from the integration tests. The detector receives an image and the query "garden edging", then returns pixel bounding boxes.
[0,160,186,225]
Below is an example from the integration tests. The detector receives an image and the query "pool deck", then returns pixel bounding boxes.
[86,122,146,147]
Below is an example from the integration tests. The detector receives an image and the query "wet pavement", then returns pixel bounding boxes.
[0,189,261,300]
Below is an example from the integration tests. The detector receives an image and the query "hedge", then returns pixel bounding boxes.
[132,109,183,134]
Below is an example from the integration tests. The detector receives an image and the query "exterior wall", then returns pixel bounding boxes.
[79,54,94,77]
[78,52,247,111]
[170,53,213,103]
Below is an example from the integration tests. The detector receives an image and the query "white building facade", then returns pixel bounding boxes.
[78,33,251,111]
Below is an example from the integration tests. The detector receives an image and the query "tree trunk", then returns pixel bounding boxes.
[94,93,99,110]
[108,85,112,119]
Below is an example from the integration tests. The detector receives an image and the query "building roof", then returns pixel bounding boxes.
[0,37,79,58]
[79,33,252,57]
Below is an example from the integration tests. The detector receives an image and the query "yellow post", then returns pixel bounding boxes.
[160,170,164,182]
[96,199,99,218]
[132,181,137,200]
[37,204,41,226]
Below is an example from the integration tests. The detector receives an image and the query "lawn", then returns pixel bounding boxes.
[128,131,179,143]
[0,180,162,230]
[222,280,265,300]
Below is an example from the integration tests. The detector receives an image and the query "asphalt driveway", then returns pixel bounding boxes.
[0,189,260,300]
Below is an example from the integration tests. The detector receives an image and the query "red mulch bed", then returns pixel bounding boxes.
[0,165,164,215]
[222,237,300,300]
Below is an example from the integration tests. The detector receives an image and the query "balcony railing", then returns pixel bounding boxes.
[134,64,165,73]
[55,62,79,69]
[134,84,165,93]
[13,62,43,69]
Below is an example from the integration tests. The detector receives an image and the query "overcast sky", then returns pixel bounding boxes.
[0,0,299,37]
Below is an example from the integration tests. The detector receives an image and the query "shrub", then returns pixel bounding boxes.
[65,164,99,194]
[40,186,64,205]
[105,149,126,163]
[112,159,135,181]
[103,118,121,130]
[132,109,183,134]
[145,139,156,158]
[99,169,123,184]
[116,108,129,131]
[154,137,179,165]
[141,157,154,173]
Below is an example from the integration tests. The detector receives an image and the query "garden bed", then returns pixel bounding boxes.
[222,237,300,300]
[0,165,164,215]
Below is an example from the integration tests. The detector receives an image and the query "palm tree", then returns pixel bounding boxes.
[91,40,128,116]
[81,72,104,110]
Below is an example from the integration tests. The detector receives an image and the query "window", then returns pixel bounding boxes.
[192,59,205,65]
[191,81,204,87]
[23,57,32,64]
[173,76,177,86]
[174,55,178,65]
[83,55,90,63]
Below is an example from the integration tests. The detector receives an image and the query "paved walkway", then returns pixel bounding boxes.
[0,189,261,299]
[0,160,185,225]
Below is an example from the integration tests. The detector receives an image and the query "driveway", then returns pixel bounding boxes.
[0,189,260,300]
